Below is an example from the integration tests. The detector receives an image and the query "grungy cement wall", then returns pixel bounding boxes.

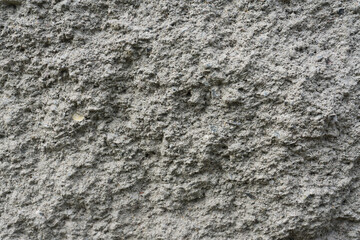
[1,0,360,239]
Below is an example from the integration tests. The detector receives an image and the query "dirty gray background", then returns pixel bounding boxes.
[1,0,360,239]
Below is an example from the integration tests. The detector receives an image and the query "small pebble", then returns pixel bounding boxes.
[337,8,345,15]
[273,132,280,138]
[72,113,84,122]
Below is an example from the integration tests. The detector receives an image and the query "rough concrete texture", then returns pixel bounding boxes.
[1,0,360,239]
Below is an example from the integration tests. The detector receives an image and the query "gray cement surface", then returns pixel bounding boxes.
[1,0,360,239]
